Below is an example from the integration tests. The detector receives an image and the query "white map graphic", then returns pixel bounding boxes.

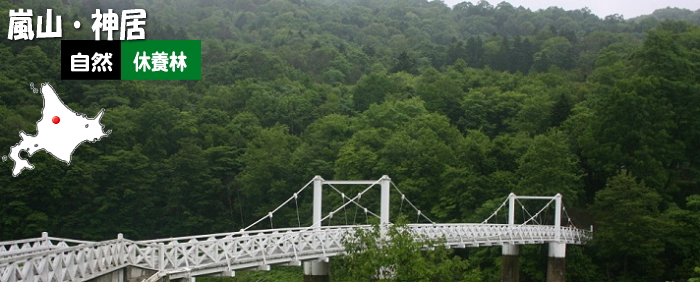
[4,83,111,177]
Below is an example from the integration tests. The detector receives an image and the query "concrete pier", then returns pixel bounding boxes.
[303,260,330,282]
[501,244,519,282]
[547,242,566,282]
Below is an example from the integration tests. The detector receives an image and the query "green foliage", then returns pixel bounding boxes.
[516,129,583,202]
[0,0,699,280]
[690,267,700,282]
[549,93,572,128]
[390,52,418,75]
[197,266,302,282]
[591,171,665,281]
[353,72,397,112]
[334,219,482,281]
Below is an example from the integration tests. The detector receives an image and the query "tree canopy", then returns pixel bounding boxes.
[1,0,699,280]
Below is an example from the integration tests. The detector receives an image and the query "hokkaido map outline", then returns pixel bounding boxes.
[3,83,111,177]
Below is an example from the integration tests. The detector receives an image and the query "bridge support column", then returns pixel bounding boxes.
[312,175,323,228]
[304,260,330,282]
[379,175,391,238]
[547,242,566,282]
[380,175,390,225]
[501,244,519,282]
[305,176,330,281]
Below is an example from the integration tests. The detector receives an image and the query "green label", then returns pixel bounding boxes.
[121,40,201,80]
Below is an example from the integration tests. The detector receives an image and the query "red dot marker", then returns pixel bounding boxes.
[52,116,60,124]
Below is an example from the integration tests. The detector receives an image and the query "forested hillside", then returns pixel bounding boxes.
[1,0,699,280]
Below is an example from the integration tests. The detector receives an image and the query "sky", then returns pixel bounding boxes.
[442,0,700,19]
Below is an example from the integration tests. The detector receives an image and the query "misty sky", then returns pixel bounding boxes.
[443,0,700,19]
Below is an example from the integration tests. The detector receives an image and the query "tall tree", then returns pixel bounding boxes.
[591,171,665,281]
[550,93,572,127]
[465,37,485,68]
[352,72,397,112]
[516,129,583,201]
[390,51,419,75]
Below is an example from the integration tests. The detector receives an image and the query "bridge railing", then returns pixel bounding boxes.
[407,224,592,246]
[0,224,592,282]
[0,234,93,259]
[0,226,367,282]
[0,237,157,282]
[150,225,371,273]
[137,225,370,245]
[148,223,591,274]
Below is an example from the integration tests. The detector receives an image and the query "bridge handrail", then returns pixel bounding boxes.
[0,226,369,269]
[137,224,373,244]
[149,224,591,273]
[0,238,161,282]
[0,238,154,265]
[0,224,591,264]
[0,236,95,259]
[0,224,592,282]
[0,236,93,246]
[405,224,592,243]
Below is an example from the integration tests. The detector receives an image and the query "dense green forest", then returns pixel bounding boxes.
[1,0,700,280]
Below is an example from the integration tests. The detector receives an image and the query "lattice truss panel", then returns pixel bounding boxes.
[0,235,92,259]
[0,238,157,282]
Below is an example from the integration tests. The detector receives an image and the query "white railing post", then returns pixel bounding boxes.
[159,243,165,271]
[41,232,49,248]
[117,233,123,266]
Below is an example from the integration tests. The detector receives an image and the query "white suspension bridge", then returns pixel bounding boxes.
[0,176,592,282]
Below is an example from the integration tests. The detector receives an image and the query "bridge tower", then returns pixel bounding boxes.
[501,194,519,282]
[501,193,567,282]
[303,175,392,282]
[304,176,329,282]
[547,194,566,282]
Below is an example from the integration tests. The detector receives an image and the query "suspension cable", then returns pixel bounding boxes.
[353,202,358,225]
[562,205,576,228]
[518,197,556,227]
[343,193,348,225]
[294,193,301,227]
[481,195,510,224]
[327,183,381,219]
[241,178,315,231]
[299,179,382,232]
[516,198,541,225]
[390,182,435,224]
